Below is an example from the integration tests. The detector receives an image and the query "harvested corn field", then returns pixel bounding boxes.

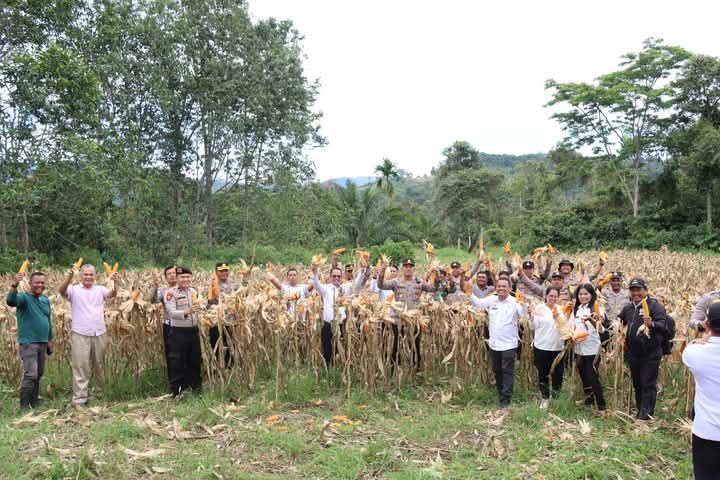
[0,249,710,417]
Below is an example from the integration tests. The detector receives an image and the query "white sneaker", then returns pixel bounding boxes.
[540,399,550,409]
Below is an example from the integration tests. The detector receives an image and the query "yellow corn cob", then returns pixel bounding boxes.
[641,298,651,322]
[266,262,274,273]
[311,254,326,267]
[478,237,485,257]
[130,290,141,302]
[597,272,612,288]
[103,262,112,275]
[73,257,84,270]
[112,262,119,273]
[599,251,609,263]
[354,249,370,264]
[332,247,347,256]
[516,290,525,305]
[423,240,435,255]
[547,243,557,255]
[18,260,29,274]
[593,302,600,317]
[504,241,511,255]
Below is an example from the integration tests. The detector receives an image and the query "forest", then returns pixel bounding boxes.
[2,1,720,272]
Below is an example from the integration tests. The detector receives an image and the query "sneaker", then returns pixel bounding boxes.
[540,398,550,409]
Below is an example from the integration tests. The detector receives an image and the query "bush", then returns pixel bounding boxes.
[0,250,52,274]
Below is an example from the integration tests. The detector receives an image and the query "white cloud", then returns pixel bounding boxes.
[250,0,720,180]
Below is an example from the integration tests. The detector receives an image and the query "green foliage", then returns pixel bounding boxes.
[368,240,416,265]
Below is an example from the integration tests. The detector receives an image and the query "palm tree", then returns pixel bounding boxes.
[375,157,401,199]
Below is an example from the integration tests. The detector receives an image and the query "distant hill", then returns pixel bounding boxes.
[322,176,376,187]
[481,152,547,172]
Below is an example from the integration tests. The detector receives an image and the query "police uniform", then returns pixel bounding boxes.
[165,267,202,395]
[208,263,239,367]
[377,259,435,367]
[689,290,720,331]
[604,288,630,319]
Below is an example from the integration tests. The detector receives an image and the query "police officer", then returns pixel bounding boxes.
[515,260,546,299]
[149,266,177,374]
[166,266,202,396]
[601,271,630,320]
[618,278,671,421]
[208,262,238,367]
[378,258,435,368]
[689,289,720,332]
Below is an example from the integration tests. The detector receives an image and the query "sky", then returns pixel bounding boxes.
[249,0,720,181]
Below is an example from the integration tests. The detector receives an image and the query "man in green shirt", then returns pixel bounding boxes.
[6,271,53,410]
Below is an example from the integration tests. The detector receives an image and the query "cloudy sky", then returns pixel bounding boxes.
[249,0,720,181]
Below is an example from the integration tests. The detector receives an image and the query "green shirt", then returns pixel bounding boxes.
[6,291,52,344]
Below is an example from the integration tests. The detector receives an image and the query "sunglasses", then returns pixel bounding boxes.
[331,274,342,278]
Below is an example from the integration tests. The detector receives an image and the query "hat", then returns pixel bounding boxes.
[215,262,230,271]
[628,278,647,289]
[558,259,574,269]
[176,266,193,275]
[610,271,623,279]
[551,271,563,279]
[402,259,416,266]
[344,263,354,271]
[708,302,720,329]
[450,261,461,269]
[522,260,535,269]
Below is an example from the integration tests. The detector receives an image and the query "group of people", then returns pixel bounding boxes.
[6,251,720,479]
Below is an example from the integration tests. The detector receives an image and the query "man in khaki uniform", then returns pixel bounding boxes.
[165,266,202,395]
[208,263,239,367]
[377,258,435,367]
[689,290,720,332]
[602,271,630,320]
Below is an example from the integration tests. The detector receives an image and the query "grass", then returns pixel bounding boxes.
[0,371,693,480]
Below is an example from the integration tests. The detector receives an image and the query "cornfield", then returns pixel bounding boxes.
[0,248,711,416]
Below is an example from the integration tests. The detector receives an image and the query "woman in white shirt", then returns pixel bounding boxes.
[570,283,609,413]
[529,286,569,408]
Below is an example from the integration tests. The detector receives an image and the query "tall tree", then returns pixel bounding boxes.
[684,122,720,228]
[546,38,689,217]
[374,157,401,198]
[434,141,482,178]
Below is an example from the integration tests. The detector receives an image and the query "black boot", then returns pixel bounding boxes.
[30,383,41,408]
[19,387,33,410]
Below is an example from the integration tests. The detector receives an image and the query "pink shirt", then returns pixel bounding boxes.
[67,284,110,336]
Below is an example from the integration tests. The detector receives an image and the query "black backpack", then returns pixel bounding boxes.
[662,314,676,355]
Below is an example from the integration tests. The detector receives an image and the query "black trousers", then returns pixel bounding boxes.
[533,347,564,399]
[390,324,422,368]
[166,327,202,396]
[628,355,661,419]
[490,348,516,406]
[321,322,348,367]
[209,325,234,367]
[576,354,606,409]
[19,343,47,407]
[693,434,720,480]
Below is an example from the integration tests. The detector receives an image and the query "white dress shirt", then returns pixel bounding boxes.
[281,283,310,315]
[683,337,720,441]
[370,278,393,302]
[312,271,365,323]
[470,294,527,351]
[571,304,603,356]
[530,304,567,352]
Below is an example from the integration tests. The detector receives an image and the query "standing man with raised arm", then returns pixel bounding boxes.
[311,258,367,366]
[59,264,117,407]
[268,267,313,314]
[7,271,53,409]
[149,266,177,371]
[601,271,630,321]
[377,258,435,368]
[470,277,528,408]
[689,289,720,332]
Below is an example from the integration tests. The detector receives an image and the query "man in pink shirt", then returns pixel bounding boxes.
[60,264,117,406]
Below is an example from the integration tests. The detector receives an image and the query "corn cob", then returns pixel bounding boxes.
[18,260,29,274]
[332,247,347,256]
[103,262,113,275]
[423,240,435,255]
[73,257,84,270]
[504,241,511,255]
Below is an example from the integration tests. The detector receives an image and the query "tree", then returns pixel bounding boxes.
[684,122,720,228]
[546,38,689,217]
[673,54,720,127]
[434,141,482,178]
[374,157,401,198]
